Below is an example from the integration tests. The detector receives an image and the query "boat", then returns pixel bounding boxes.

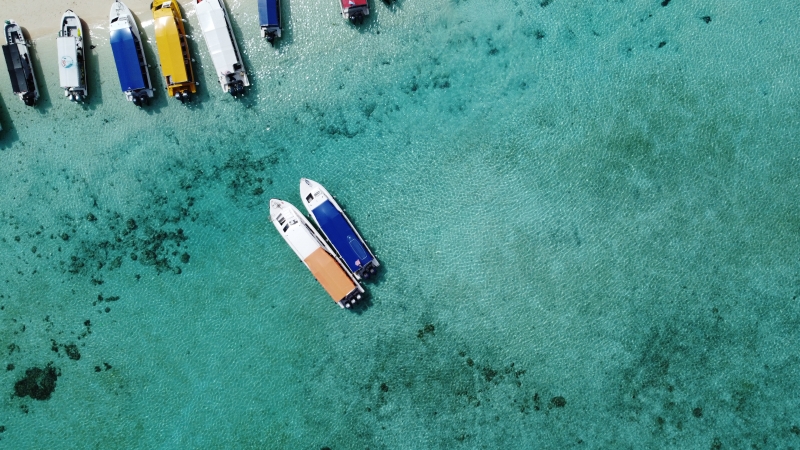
[195,0,249,96]
[257,0,281,44]
[2,20,38,106]
[270,199,365,309]
[110,0,154,106]
[300,179,379,281]
[339,0,369,23]
[152,0,196,102]
[57,10,88,102]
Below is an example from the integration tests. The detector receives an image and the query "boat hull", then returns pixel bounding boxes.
[110,0,154,105]
[270,199,364,309]
[300,178,379,281]
[57,10,88,102]
[152,0,196,101]
[2,21,38,106]
[195,0,249,96]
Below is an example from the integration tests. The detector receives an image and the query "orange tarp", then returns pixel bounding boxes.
[305,247,355,302]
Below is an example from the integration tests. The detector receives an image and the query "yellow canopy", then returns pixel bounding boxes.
[153,10,188,84]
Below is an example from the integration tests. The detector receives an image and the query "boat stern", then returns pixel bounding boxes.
[153,0,196,102]
[340,0,369,23]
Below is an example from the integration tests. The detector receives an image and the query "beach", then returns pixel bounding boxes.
[3,0,194,40]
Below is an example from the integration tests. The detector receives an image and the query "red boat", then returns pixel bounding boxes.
[340,0,368,23]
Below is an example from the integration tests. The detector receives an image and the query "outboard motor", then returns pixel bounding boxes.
[349,11,365,24]
[22,92,35,107]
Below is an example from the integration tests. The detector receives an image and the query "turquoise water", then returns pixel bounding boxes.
[1,0,799,447]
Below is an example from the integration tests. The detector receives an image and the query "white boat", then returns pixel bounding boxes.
[270,199,364,309]
[2,20,38,106]
[300,178,379,281]
[195,0,249,96]
[57,10,88,102]
[109,0,154,105]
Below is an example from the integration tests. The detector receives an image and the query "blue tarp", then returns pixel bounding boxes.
[110,27,146,92]
[258,0,280,27]
[313,200,373,273]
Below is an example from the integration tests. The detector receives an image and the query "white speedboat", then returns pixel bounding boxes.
[57,10,88,102]
[270,199,364,309]
[195,0,249,96]
[2,20,38,106]
[300,179,379,281]
[110,0,154,106]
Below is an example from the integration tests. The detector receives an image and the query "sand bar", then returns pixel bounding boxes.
[3,0,195,40]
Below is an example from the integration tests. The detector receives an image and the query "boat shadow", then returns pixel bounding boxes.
[80,19,104,111]
[134,13,169,114]
[23,29,53,114]
[350,0,395,32]
[0,94,20,148]
[181,11,212,109]
[379,0,405,12]
[272,0,295,51]
[348,264,386,313]
[220,0,276,109]
[348,291,374,314]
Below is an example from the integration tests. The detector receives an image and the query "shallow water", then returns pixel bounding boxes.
[0,0,799,448]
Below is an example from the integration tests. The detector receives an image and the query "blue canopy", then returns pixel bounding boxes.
[258,0,280,27]
[313,200,373,273]
[110,27,146,92]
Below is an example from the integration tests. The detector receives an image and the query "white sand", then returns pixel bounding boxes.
[3,0,195,40]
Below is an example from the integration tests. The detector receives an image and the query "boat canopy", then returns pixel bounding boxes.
[305,247,358,302]
[313,200,373,273]
[2,44,32,94]
[258,0,280,27]
[196,5,239,74]
[110,27,147,91]
[341,0,368,8]
[57,37,81,88]
[154,14,189,83]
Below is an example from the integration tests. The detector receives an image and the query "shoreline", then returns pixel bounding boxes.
[3,0,194,41]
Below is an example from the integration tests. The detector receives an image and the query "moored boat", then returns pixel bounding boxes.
[152,0,196,102]
[257,0,281,44]
[110,0,154,106]
[57,10,88,102]
[195,0,249,96]
[270,199,364,309]
[300,179,379,281]
[340,0,369,23]
[2,20,38,106]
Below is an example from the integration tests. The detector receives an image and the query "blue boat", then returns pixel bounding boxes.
[300,178,379,280]
[109,0,154,106]
[258,0,281,44]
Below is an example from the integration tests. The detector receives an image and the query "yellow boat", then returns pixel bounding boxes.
[152,0,196,101]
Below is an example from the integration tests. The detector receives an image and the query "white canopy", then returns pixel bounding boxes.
[196,1,239,76]
[57,37,80,88]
